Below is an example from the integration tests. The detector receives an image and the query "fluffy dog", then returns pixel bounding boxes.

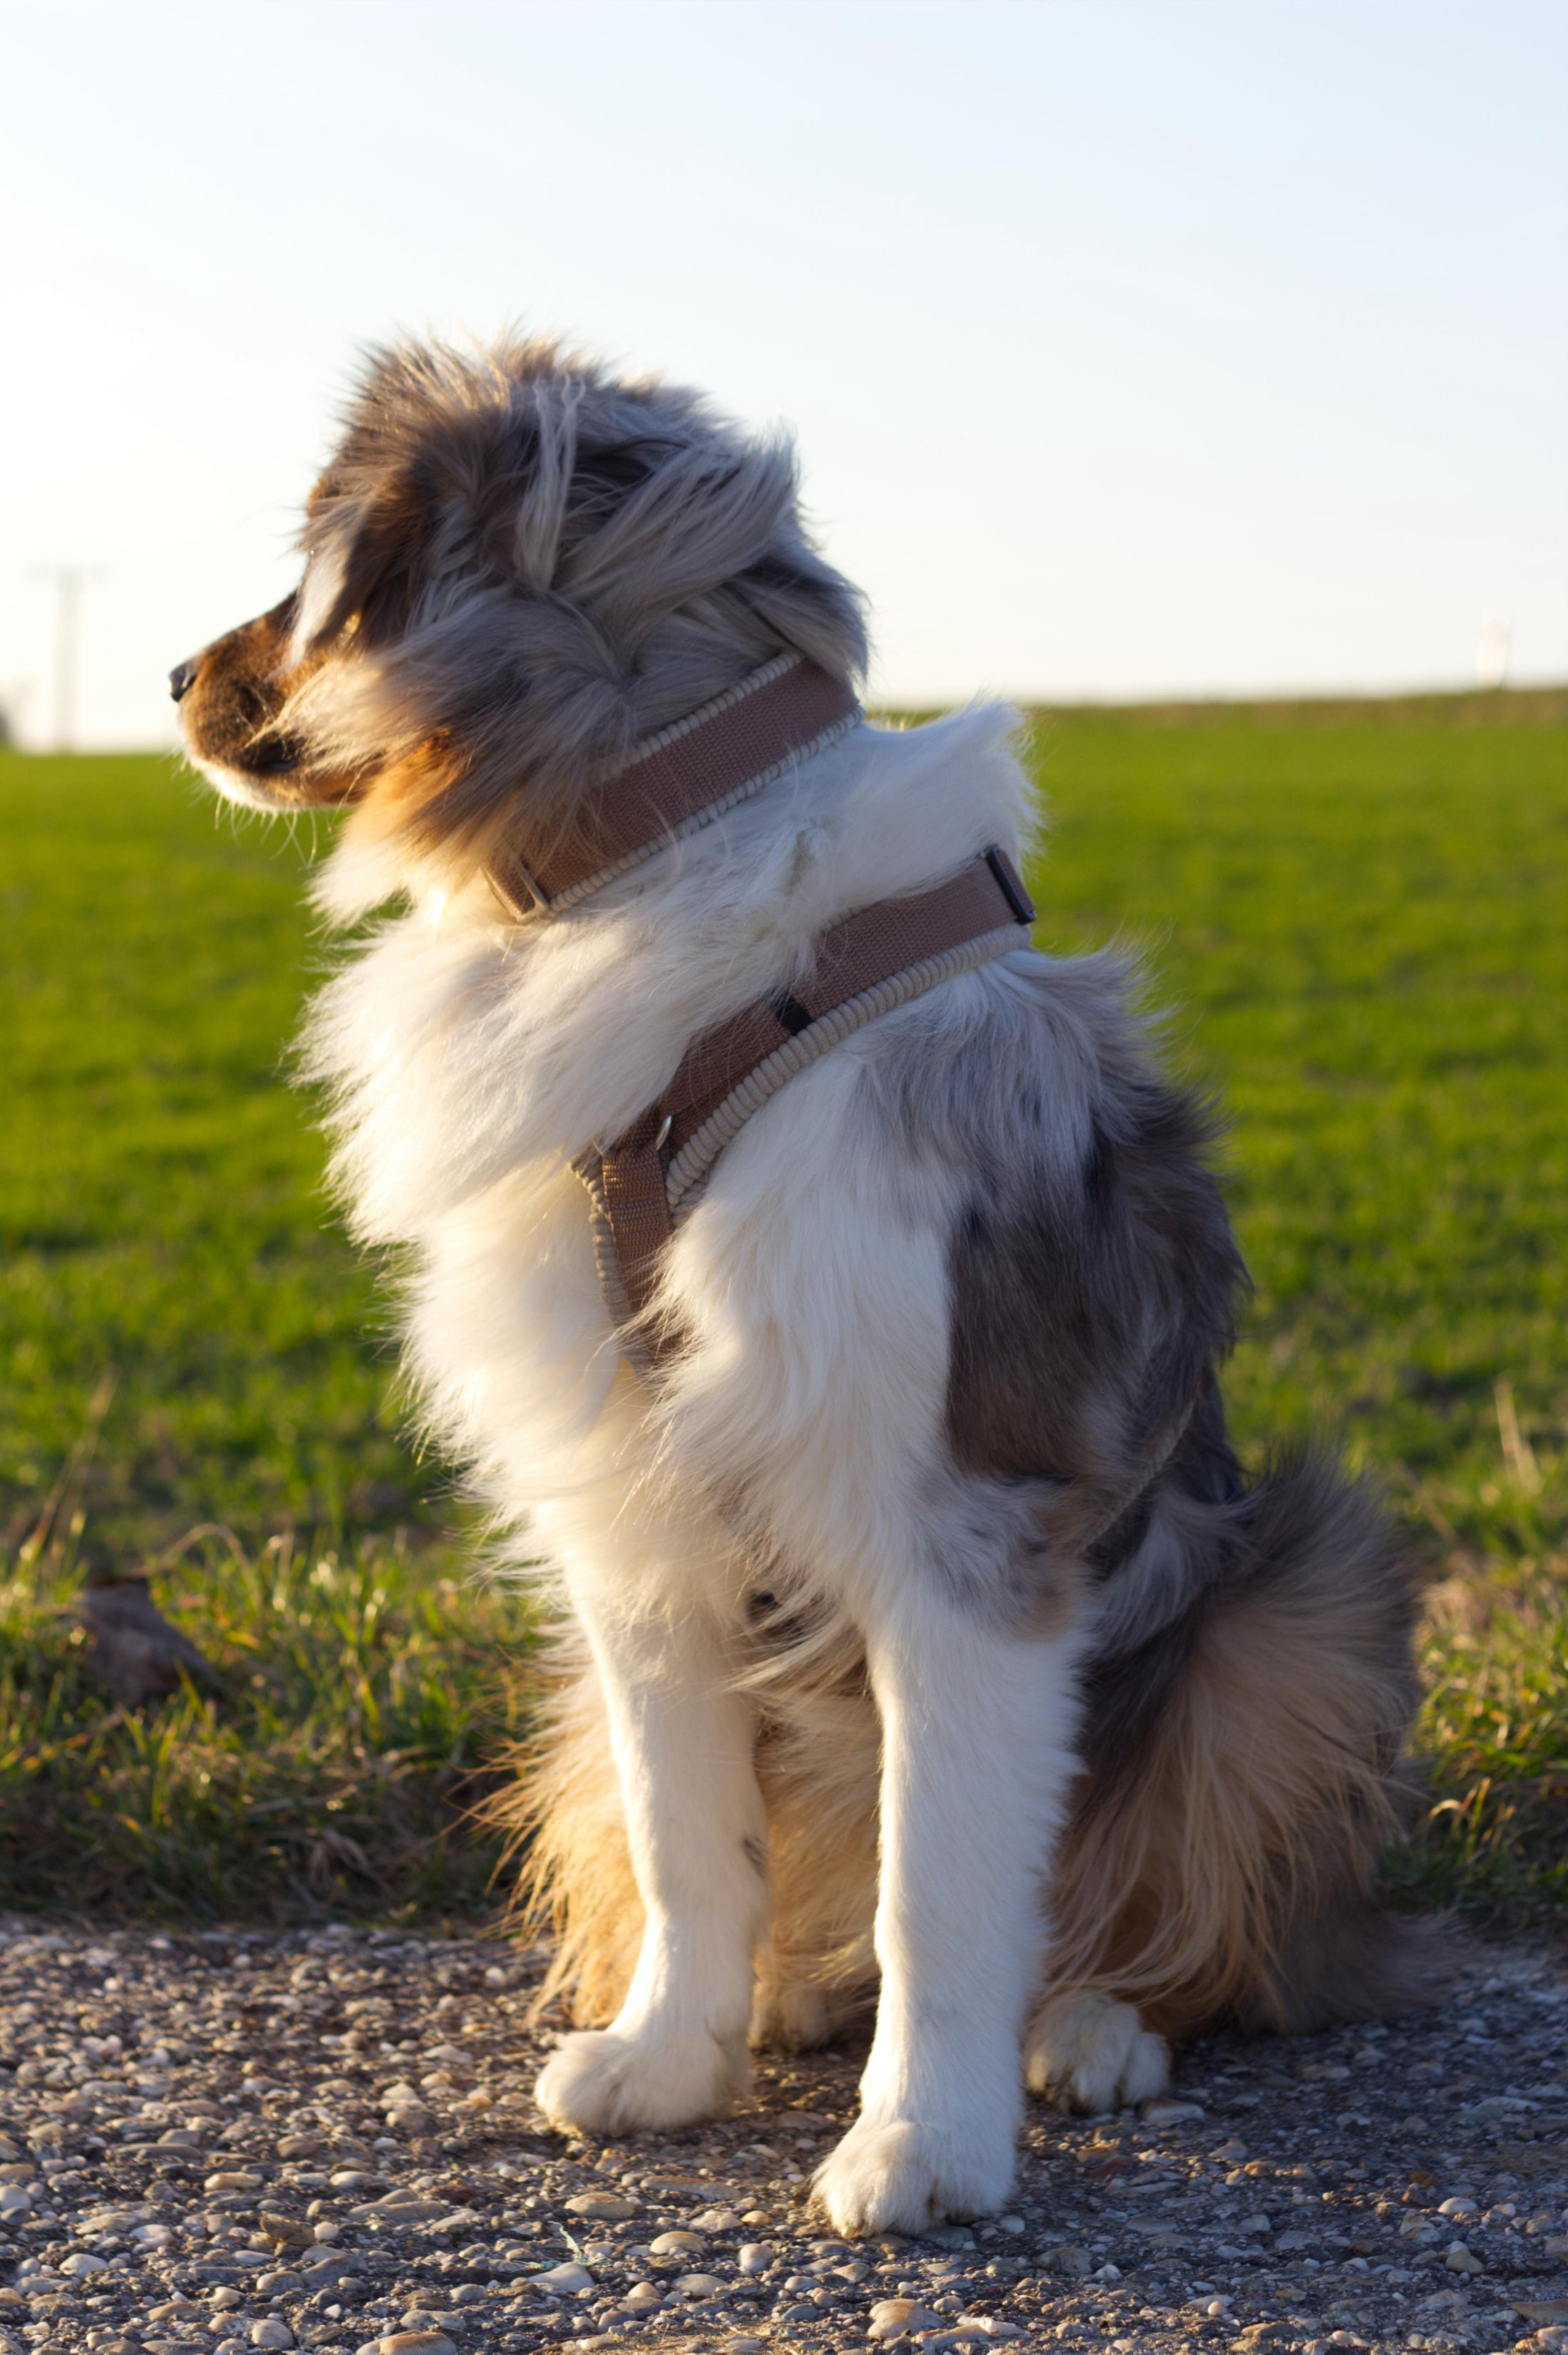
[175,334,1438,2234]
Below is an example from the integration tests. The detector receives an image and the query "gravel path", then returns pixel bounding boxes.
[2,1922,1564,2355]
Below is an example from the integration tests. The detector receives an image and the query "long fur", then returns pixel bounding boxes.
[175,331,1441,2235]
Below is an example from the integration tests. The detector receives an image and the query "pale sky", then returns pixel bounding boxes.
[3,0,1564,746]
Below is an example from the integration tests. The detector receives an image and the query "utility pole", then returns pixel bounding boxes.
[29,565,108,750]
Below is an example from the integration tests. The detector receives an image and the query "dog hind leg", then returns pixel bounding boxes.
[1024,1987,1171,2113]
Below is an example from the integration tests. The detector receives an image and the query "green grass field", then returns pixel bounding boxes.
[1,693,1564,1924]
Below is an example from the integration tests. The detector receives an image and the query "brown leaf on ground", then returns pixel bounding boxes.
[77,1575,219,1705]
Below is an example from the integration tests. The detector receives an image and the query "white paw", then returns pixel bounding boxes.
[1024,1990,1171,2115]
[535,2021,750,2136]
[813,2113,1015,2237]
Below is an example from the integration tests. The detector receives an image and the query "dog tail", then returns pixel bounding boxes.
[1050,1448,1452,2039]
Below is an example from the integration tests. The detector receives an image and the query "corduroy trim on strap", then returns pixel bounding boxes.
[577,845,1038,1378]
[484,654,862,917]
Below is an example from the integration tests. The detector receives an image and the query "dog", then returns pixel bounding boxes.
[174,332,1440,2235]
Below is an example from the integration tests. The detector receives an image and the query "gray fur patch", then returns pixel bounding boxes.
[858,949,1246,1622]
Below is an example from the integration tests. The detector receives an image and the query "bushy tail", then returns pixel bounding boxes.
[1050,1450,1450,2039]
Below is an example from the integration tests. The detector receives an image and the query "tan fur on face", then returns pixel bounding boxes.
[176,597,363,805]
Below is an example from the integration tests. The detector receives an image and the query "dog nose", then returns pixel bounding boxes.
[168,656,201,703]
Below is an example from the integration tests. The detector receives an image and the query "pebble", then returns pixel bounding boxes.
[564,2190,637,2220]
[870,2297,945,2338]
[3,1925,1567,2355]
[259,2212,314,2249]
[1443,2240,1484,2274]
[249,2326,293,2351]
[532,2260,593,2292]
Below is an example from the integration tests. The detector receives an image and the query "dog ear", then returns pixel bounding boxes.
[297,463,432,654]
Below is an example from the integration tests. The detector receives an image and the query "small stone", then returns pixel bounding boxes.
[249,2326,294,2351]
[1142,2099,1205,2124]
[724,2340,767,2354]
[649,2229,704,2254]
[870,2299,944,2340]
[377,2337,456,2355]
[621,2284,662,2309]
[675,2272,724,2296]
[346,2195,452,2225]
[1443,2241,1483,2274]
[256,2271,304,2296]
[59,2252,110,2277]
[259,2213,314,2250]
[994,2214,1025,2235]
[564,2192,636,2222]
[738,2243,773,2274]
[208,2291,244,2312]
[1437,2197,1477,2217]
[532,2262,593,2292]
[205,2173,264,2193]
[1052,2246,1092,2277]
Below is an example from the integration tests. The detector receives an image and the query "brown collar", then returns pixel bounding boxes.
[485,654,862,917]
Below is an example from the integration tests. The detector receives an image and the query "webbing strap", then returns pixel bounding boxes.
[582,846,1036,1373]
[485,656,861,916]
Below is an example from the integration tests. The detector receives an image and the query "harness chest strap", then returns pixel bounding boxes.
[583,845,1038,1371]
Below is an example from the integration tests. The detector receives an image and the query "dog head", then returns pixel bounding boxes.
[174,334,867,881]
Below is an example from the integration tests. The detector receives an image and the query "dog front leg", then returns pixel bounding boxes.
[814,1601,1082,2234]
[535,1597,766,2135]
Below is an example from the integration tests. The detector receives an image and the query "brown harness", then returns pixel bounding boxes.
[487,656,1037,1372]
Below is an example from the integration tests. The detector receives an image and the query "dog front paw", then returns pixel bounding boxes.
[813,2113,1014,2237]
[535,2022,750,2136]
[1025,1989,1170,2115]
